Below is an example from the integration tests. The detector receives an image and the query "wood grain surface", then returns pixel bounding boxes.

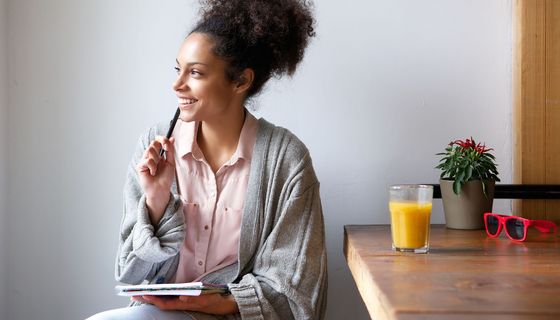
[344,225,560,320]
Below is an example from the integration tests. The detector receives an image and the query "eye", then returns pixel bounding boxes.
[190,69,202,76]
[174,66,180,74]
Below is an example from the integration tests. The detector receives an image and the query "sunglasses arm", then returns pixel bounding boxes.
[531,220,558,233]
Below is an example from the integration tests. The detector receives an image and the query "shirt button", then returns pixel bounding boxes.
[204,225,209,230]
[198,261,203,266]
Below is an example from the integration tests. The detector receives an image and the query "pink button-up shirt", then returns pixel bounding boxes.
[173,112,257,283]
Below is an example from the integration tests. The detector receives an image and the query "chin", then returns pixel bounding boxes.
[178,110,197,123]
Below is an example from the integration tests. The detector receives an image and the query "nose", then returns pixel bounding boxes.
[172,73,187,92]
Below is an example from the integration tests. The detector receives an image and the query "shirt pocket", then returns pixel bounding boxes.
[210,205,243,260]
[214,204,243,231]
[181,201,201,229]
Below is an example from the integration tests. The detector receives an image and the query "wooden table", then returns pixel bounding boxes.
[344,225,560,320]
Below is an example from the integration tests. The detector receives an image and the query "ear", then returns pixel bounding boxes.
[234,68,254,94]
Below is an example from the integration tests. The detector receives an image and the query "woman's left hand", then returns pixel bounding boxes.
[132,293,239,315]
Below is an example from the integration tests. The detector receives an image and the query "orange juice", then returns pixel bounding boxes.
[389,201,432,249]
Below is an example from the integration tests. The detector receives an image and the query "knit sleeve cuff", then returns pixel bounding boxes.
[228,283,264,320]
[132,193,184,263]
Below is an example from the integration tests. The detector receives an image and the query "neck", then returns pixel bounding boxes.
[197,106,246,172]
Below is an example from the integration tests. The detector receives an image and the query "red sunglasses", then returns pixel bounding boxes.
[484,213,558,242]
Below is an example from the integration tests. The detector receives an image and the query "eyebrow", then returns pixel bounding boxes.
[176,59,208,67]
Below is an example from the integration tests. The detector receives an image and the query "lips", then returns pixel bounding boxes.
[178,97,198,105]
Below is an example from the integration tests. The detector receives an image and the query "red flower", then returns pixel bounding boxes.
[450,138,493,154]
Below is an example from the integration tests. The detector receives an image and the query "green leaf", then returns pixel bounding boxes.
[456,170,465,183]
[453,180,462,195]
[465,165,473,181]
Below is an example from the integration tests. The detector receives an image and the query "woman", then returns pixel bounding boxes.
[88,0,326,319]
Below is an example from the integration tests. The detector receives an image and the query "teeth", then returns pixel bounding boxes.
[179,98,197,104]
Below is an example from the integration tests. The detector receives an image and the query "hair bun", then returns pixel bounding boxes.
[193,0,316,98]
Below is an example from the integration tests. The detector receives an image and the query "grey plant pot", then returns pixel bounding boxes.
[440,179,495,230]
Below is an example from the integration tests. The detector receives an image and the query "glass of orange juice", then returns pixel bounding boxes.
[389,185,433,253]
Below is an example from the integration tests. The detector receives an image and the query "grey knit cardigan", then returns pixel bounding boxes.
[115,118,327,320]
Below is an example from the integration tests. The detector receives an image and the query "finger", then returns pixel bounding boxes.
[178,295,193,303]
[178,295,207,310]
[142,158,158,176]
[143,140,163,159]
[163,137,176,165]
[140,143,162,176]
[151,140,164,155]
[131,296,149,304]
[143,296,179,311]
[146,143,162,163]
[136,159,150,173]
[141,296,162,308]
[154,136,176,165]
[136,158,156,175]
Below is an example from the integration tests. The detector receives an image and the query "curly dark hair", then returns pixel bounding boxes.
[191,0,316,99]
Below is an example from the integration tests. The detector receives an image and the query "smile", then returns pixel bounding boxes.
[178,98,198,104]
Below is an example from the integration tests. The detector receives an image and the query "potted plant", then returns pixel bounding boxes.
[436,137,500,229]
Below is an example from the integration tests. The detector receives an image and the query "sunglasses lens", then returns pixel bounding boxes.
[505,219,525,240]
[486,215,500,235]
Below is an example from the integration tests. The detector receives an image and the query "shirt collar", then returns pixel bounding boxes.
[173,110,258,163]
[232,111,258,162]
[175,120,204,160]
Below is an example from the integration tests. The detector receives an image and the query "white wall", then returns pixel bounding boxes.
[6,0,513,319]
[257,1,513,318]
[0,0,8,318]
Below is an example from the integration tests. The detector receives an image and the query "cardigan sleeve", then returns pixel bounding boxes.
[228,176,328,320]
[114,127,185,285]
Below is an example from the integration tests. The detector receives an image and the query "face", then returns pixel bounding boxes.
[172,33,241,123]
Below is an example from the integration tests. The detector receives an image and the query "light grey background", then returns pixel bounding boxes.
[0,0,513,319]
[0,0,8,319]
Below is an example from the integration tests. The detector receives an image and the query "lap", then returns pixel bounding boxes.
[86,304,194,320]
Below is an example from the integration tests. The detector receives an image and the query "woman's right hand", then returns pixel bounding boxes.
[136,136,176,225]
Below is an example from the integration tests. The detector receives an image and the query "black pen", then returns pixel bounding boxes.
[160,108,180,157]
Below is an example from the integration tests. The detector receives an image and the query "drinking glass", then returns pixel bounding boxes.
[389,185,433,253]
